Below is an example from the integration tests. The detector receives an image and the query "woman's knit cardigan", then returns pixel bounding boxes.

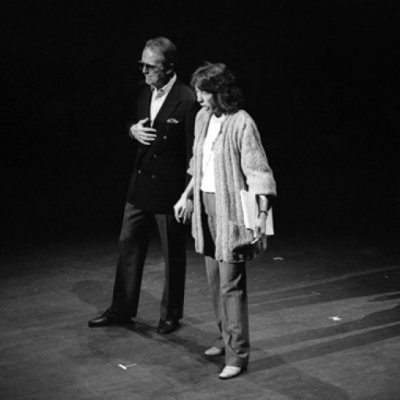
[188,108,277,263]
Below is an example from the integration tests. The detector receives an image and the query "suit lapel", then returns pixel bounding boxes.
[136,80,182,161]
[152,80,182,133]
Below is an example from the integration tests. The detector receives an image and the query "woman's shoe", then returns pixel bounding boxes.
[218,365,246,380]
[204,346,225,356]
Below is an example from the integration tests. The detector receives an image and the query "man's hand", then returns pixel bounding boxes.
[174,196,194,224]
[129,117,157,145]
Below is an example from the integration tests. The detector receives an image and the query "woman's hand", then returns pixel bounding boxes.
[173,196,194,224]
[254,211,267,241]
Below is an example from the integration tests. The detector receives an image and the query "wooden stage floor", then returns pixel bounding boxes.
[1,231,399,399]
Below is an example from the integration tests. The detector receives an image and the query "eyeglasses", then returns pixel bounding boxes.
[137,61,163,72]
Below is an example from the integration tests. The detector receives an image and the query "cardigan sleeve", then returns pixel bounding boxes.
[184,101,201,181]
[187,108,209,177]
[239,117,277,196]
[187,155,194,176]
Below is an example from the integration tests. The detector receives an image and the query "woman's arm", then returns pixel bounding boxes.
[257,194,268,214]
[173,177,195,223]
[255,194,269,238]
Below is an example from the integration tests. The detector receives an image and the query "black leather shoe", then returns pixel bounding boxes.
[88,309,133,328]
[157,319,180,334]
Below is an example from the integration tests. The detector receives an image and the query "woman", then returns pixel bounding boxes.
[174,62,277,379]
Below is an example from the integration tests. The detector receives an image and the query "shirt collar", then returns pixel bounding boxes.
[152,73,177,98]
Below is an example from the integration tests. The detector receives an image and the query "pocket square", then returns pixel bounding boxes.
[166,118,180,124]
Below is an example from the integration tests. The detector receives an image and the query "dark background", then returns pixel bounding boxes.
[2,0,399,245]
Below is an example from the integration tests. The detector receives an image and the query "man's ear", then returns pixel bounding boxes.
[165,63,175,75]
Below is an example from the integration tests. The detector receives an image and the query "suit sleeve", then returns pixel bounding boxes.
[124,81,145,131]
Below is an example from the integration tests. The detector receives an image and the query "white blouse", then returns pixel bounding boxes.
[200,113,225,193]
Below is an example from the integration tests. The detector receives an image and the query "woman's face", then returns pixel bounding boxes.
[195,87,217,113]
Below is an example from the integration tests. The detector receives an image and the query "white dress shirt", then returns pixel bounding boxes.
[150,74,177,125]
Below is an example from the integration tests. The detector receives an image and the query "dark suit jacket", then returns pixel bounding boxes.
[127,79,199,213]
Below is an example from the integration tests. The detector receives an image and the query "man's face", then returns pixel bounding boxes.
[138,47,170,89]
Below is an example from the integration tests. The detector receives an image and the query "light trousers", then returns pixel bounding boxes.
[202,192,250,368]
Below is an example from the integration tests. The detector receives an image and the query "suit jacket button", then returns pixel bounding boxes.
[163,135,167,139]
[151,175,156,179]
[153,154,158,158]
[138,169,142,174]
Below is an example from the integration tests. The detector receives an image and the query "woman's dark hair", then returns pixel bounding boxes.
[191,62,243,114]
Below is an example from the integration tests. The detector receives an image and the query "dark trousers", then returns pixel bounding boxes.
[202,192,250,368]
[110,202,187,321]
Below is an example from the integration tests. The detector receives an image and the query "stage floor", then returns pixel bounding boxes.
[1,231,399,400]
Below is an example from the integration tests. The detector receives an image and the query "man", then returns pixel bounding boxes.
[88,37,199,334]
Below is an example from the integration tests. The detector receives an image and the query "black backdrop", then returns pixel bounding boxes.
[2,0,399,243]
